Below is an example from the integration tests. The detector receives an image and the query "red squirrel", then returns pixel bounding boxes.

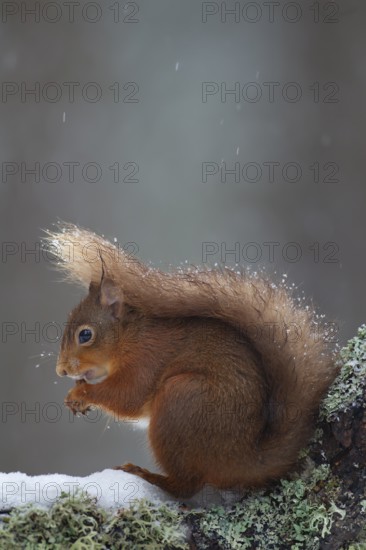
[45,223,338,498]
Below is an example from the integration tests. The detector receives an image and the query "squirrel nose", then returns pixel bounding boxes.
[56,361,68,377]
[56,368,67,377]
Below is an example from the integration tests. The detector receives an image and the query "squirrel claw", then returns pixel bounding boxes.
[64,399,91,416]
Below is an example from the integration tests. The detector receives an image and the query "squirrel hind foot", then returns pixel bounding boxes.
[114,463,203,498]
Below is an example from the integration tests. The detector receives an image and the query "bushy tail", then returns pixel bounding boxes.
[44,222,338,468]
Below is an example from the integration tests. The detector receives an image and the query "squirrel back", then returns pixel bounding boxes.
[46,223,338,494]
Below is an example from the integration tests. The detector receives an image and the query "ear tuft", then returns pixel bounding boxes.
[100,278,124,319]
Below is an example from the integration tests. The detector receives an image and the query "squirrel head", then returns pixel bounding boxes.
[56,277,134,383]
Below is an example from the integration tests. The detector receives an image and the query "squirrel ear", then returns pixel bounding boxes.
[99,278,124,320]
[89,281,99,294]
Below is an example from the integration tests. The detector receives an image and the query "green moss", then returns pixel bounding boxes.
[193,463,345,549]
[0,491,188,549]
[320,324,366,422]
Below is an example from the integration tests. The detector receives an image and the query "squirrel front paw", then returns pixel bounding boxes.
[64,385,92,415]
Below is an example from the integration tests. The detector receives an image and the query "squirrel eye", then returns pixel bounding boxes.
[77,327,94,346]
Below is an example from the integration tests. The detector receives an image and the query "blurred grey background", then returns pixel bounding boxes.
[0,0,365,476]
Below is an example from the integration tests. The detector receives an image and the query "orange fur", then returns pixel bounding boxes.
[45,222,338,498]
